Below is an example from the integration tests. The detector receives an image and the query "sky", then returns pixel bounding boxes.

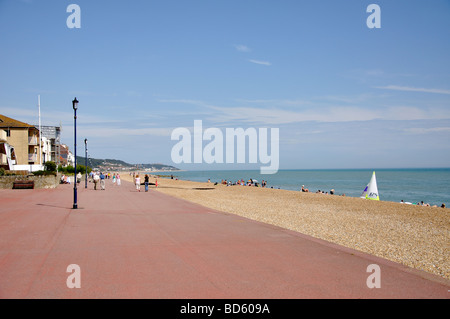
[0,0,449,170]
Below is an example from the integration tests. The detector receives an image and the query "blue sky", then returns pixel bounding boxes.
[1,0,449,170]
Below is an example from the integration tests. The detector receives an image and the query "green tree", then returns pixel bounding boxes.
[65,165,75,174]
[76,164,86,174]
[44,161,57,172]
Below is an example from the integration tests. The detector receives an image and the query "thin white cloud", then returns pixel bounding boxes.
[248,59,271,66]
[314,93,381,104]
[156,99,450,125]
[235,98,311,107]
[0,107,41,119]
[126,90,142,98]
[235,95,376,106]
[211,104,450,125]
[234,44,251,52]
[365,69,384,76]
[157,99,208,106]
[402,127,450,134]
[206,105,381,125]
[375,85,450,95]
[0,107,73,126]
[78,127,173,138]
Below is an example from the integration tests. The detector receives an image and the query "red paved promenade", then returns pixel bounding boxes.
[0,180,448,299]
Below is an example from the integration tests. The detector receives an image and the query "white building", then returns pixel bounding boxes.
[67,150,75,167]
[40,136,52,164]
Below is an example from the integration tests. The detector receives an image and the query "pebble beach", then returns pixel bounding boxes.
[121,174,450,280]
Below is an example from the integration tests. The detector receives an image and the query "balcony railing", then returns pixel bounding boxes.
[28,136,38,145]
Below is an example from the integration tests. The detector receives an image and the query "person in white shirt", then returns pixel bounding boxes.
[135,175,141,192]
[93,173,100,190]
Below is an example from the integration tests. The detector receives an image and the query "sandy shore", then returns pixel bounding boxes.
[120,173,449,280]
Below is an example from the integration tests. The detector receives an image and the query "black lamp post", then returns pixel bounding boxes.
[84,138,88,189]
[72,97,79,209]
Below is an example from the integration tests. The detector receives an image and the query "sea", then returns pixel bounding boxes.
[167,168,450,207]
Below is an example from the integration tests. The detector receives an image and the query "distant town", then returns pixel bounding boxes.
[78,156,180,173]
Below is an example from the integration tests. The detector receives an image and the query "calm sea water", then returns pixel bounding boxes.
[168,169,450,206]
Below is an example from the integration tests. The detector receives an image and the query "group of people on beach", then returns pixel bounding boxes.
[301,185,342,196]
[400,200,445,208]
[209,178,268,188]
[315,189,341,195]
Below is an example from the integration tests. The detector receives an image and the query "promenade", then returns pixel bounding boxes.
[0,179,448,299]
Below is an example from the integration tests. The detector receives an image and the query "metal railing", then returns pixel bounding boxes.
[28,136,38,145]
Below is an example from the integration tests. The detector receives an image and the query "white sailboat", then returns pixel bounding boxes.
[360,171,380,201]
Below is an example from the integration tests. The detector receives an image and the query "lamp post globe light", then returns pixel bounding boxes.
[72,97,78,209]
[85,138,88,189]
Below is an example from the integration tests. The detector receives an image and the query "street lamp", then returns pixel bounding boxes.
[72,97,78,209]
[84,138,88,189]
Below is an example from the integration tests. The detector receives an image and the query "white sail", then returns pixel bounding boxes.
[360,183,369,198]
[363,171,379,201]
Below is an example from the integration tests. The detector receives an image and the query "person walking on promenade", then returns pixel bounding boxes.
[144,174,149,192]
[116,173,121,186]
[100,172,106,190]
[112,173,116,185]
[135,174,141,192]
[93,172,99,190]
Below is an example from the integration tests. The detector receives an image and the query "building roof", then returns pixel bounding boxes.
[0,114,35,128]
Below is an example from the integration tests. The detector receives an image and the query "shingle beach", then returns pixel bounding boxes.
[122,174,449,280]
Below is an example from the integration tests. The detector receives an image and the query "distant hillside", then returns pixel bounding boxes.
[137,163,179,170]
[75,156,179,171]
